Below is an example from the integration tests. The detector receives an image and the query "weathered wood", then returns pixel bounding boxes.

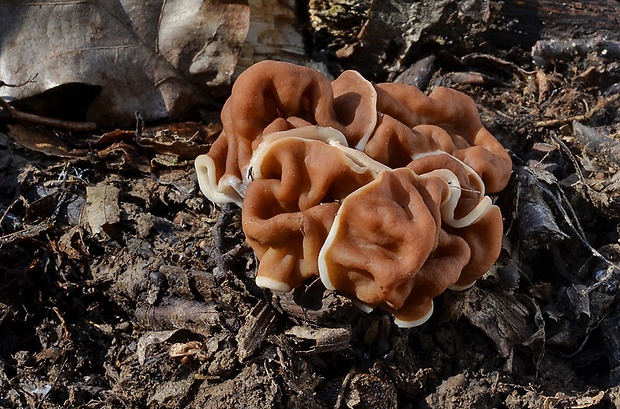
[305,0,620,78]
[515,167,570,254]
[446,287,545,358]
[235,302,277,361]
[308,0,499,78]
[488,0,620,47]
[284,325,350,355]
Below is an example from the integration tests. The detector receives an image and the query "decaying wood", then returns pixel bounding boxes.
[284,325,350,355]
[515,167,569,253]
[532,36,620,67]
[134,297,221,333]
[236,302,278,361]
[238,0,321,72]
[308,0,499,78]
[447,287,545,358]
[493,0,620,44]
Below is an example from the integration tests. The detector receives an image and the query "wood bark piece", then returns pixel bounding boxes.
[489,0,620,48]
[515,167,569,253]
[447,287,545,358]
[235,302,277,361]
[238,0,321,72]
[134,297,221,334]
[532,36,620,67]
[284,325,350,355]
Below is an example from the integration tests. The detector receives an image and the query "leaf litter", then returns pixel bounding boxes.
[1,8,620,409]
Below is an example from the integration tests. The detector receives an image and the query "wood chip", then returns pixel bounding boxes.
[284,325,350,355]
[236,302,277,361]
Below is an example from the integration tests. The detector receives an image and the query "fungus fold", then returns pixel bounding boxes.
[195,60,512,327]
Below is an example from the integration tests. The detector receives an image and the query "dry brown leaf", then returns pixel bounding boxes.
[83,183,120,236]
[7,123,86,158]
[0,1,250,126]
[138,122,221,162]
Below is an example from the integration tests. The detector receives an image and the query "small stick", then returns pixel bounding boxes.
[534,93,619,127]
[0,97,98,132]
[0,74,38,89]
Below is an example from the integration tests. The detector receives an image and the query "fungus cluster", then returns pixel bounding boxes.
[195,60,512,327]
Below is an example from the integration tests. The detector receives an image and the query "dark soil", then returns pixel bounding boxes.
[1,4,620,409]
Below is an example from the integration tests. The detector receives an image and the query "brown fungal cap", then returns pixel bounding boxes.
[195,60,512,327]
[242,127,378,292]
[317,167,482,327]
[318,169,447,315]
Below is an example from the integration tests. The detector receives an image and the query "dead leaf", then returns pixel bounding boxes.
[94,142,151,173]
[57,226,87,260]
[0,1,250,126]
[83,183,120,236]
[138,122,221,161]
[7,123,86,158]
[136,329,202,365]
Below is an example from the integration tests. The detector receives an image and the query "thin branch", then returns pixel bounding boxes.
[534,93,620,127]
[0,74,38,89]
[0,97,97,132]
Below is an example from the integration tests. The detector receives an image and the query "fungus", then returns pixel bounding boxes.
[196,61,379,205]
[317,168,471,327]
[242,126,386,291]
[195,60,512,327]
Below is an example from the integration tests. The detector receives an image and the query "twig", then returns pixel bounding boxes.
[534,93,620,127]
[0,74,38,89]
[35,356,68,409]
[333,369,355,409]
[532,36,620,67]
[0,219,54,248]
[547,131,587,185]
[0,97,97,132]
[135,111,144,138]
[461,53,537,77]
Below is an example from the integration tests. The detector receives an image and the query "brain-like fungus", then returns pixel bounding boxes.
[195,60,512,327]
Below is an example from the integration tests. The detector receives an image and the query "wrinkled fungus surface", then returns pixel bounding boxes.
[195,60,512,327]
